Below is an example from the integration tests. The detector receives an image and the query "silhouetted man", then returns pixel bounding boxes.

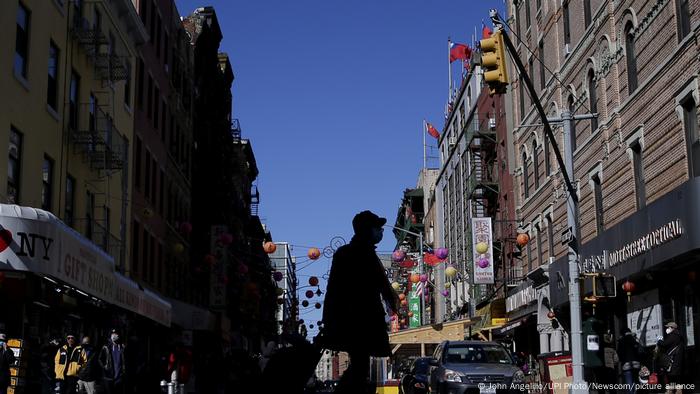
[322,211,398,394]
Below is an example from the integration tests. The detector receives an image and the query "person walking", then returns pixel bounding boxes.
[657,322,684,394]
[0,334,16,394]
[54,334,82,394]
[77,336,100,394]
[322,211,398,394]
[99,330,125,394]
[617,328,642,394]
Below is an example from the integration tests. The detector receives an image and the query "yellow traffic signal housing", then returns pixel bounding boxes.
[480,30,509,95]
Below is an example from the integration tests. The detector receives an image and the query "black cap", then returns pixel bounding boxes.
[352,210,387,233]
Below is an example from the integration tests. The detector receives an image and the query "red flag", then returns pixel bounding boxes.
[426,122,440,139]
[449,42,471,63]
[482,23,492,39]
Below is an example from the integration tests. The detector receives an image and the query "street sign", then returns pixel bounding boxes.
[561,227,573,246]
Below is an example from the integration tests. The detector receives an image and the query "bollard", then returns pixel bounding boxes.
[160,379,177,394]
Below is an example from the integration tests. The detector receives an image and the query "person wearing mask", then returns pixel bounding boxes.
[617,328,642,394]
[0,334,16,394]
[322,211,399,394]
[54,334,82,394]
[99,330,125,394]
[657,322,684,394]
[77,337,100,394]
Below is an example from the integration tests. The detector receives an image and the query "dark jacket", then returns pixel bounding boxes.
[99,341,126,381]
[322,237,396,356]
[78,345,102,382]
[0,347,16,387]
[616,333,641,368]
[658,330,684,376]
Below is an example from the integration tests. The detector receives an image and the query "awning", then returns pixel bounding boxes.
[493,315,532,336]
[0,204,171,326]
[388,317,480,347]
[169,297,216,330]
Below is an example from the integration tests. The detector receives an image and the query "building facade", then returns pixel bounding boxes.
[507,0,700,380]
[270,242,298,334]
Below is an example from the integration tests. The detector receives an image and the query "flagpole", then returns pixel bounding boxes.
[448,37,452,102]
[423,119,427,169]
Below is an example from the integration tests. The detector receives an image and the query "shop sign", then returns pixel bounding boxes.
[409,291,421,328]
[506,285,536,313]
[471,217,494,284]
[580,219,683,274]
[627,304,662,346]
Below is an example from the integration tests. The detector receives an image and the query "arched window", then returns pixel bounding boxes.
[625,22,638,93]
[522,150,530,198]
[568,95,577,153]
[588,70,598,131]
[544,133,551,176]
[532,139,540,189]
[584,0,592,27]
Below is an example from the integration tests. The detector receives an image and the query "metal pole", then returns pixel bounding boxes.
[562,110,587,393]
[419,233,424,325]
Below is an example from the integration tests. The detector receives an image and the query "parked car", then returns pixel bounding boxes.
[428,340,525,394]
[400,357,431,394]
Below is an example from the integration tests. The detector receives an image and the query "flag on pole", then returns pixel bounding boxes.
[449,42,472,63]
[482,23,492,39]
[426,122,440,139]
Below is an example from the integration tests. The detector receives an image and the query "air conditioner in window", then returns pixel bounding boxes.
[489,117,496,130]
[564,43,571,55]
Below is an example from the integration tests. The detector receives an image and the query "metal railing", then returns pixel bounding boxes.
[72,218,124,269]
[70,104,126,171]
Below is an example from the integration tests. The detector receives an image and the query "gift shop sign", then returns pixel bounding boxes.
[471,217,494,284]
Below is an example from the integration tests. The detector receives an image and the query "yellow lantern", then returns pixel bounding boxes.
[445,266,457,278]
[391,282,401,291]
[445,282,451,289]
[173,243,185,254]
[475,242,489,254]
[307,248,321,260]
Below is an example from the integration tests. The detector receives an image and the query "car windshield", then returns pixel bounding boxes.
[444,344,513,364]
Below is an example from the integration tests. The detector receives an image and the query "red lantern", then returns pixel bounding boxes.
[179,221,192,235]
[400,299,408,307]
[516,233,529,247]
[263,242,277,254]
[398,293,406,301]
[408,311,414,317]
[204,254,216,265]
[308,276,319,286]
[547,311,556,320]
[307,248,321,260]
[0,229,12,252]
[305,290,314,299]
[302,300,309,307]
[409,274,420,284]
[622,280,636,302]
[315,302,322,309]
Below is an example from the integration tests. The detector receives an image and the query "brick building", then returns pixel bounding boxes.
[506,0,699,379]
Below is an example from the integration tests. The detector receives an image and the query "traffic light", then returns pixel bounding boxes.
[593,274,616,298]
[479,30,509,95]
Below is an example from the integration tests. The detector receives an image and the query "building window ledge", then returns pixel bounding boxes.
[13,70,30,92]
[46,104,60,122]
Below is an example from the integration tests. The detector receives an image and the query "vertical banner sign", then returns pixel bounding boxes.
[210,225,228,309]
[471,217,495,284]
[409,291,421,328]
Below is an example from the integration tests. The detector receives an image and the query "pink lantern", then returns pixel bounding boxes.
[391,315,398,321]
[419,274,428,283]
[305,290,314,299]
[238,264,249,274]
[179,221,193,235]
[273,271,284,282]
[441,289,449,297]
[435,248,449,260]
[392,250,406,262]
[309,276,319,286]
[478,257,490,269]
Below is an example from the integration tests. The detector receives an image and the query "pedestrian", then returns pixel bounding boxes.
[40,338,60,394]
[77,336,101,394]
[617,328,642,394]
[322,211,399,394]
[54,334,82,394]
[99,330,125,394]
[0,333,16,394]
[657,322,684,394]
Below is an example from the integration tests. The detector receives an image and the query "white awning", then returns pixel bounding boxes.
[169,297,216,330]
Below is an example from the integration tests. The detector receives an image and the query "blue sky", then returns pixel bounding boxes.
[175,0,504,335]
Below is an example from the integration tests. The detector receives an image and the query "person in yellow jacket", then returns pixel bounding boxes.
[54,334,82,394]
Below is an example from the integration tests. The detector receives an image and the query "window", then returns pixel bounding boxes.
[536,226,543,266]
[159,168,164,215]
[149,234,155,283]
[519,80,525,121]
[153,86,159,129]
[537,0,541,10]
[592,174,604,235]
[563,1,571,46]
[151,157,157,202]
[528,57,534,103]
[47,42,59,110]
[584,0,592,27]
[102,206,110,250]
[132,220,140,275]
[532,140,540,189]
[147,75,153,118]
[124,61,131,107]
[136,59,144,109]
[625,22,638,94]
[515,3,521,42]
[161,99,167,136]
[164,33,169,70]
[525,0,531,27]
[142,229,149,280]
[539,41,546,91]
[144,150,151,199]
[8,127,22,204]
[522,150,529,198]
[631,141,645,209]
[86,190,95,240]
[526,237,533,272]
[155,14,162,59]
[568,95,577,153]
[588,70,598,131]
[544,134,551,175]
[65,174,75,227]
[677,0,691,40]
[42,155,53,211]
[69,70,80,130]
[89,93,96,132]
[683,97,700,177]
[135,136,142,190]
[139,0,147,24]
[546,215,554,258]
[15,3,30,78]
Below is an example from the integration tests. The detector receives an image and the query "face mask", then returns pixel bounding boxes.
[111,334,119,342]
[0,341,5,346]
[665,328,673,335]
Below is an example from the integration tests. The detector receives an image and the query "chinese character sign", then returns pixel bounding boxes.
[471,217,494,284]
[409,292,421,328]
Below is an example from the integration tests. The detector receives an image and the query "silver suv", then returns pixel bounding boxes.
[428,340,525,394]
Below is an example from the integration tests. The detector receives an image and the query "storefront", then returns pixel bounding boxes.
[549,178,700,386]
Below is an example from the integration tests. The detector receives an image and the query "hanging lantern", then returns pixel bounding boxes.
[391,315,397,321]
[263,242,277,254]
[179,221,193,235]
[173,243,185,254]
[435,248,449,260]
[218,233,233,245]
[419,274,428,283]
[308,276,319,286]
[516,233,530,247]
[273,271,284,282]
[445,282,451,289]
[391,282,401,291]
[547,311,556,320]
[302,300,309,307]
[399,259,416,268]
[478,257,490,269]
[0,229,12,252]
[401,319,407,325]
[392,250,406,262]
[308,248,321,260]
[441,289,449,297]
[204,254,216,265]
[424,253,443,267]
[315,302,322,309]
[400,299,408,307]
[398,293,406,301]
[409,273,420,284]
[238,264,249,274]
[445,265,457,279]
[142,208,154,218]
[305,290,314,299]
[475,242,489,254]
[309,324,314,329]
[622,280,636,302]
[275,288,284,296]
[408,311,414,318]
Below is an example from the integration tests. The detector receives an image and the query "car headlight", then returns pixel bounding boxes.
[443,368,463,382]
[512,370,525,383]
